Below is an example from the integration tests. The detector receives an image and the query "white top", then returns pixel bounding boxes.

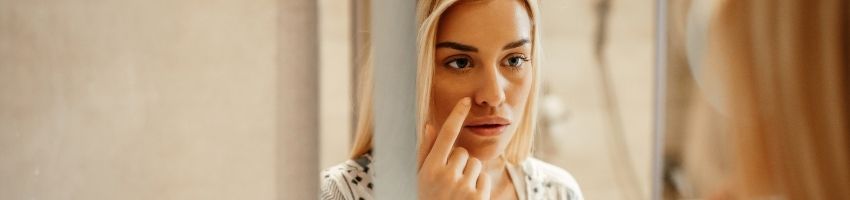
[320,153,583,200]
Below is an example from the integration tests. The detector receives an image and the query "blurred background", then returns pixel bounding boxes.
[535,0,654,199]
[0,0,659,199]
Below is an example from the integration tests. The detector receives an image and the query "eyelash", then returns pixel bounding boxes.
[442,54,531,72]
[443,55,473,72]
[502,54,530,70]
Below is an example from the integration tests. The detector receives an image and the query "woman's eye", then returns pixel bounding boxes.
[446,57,471,69]
[503,55,529,67]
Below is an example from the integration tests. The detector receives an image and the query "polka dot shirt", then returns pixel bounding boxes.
[320,153,583,200]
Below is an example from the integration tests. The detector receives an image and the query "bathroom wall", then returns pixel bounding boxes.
[0,0,319,199]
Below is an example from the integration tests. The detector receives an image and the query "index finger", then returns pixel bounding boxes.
[426,97,471,165]
[417,123,437,170]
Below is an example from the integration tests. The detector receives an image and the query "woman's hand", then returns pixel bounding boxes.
[417,97,491,200]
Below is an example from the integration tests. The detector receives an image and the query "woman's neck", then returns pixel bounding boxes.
[483,156,507,180]
[483,156,518,199]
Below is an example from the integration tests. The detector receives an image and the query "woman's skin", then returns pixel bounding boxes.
[417,0,533,199]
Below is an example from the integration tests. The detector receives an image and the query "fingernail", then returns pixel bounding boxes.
[462,97,471,107]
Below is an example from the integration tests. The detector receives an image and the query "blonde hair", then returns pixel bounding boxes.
[350,0,542,165]
[708,0,850,199]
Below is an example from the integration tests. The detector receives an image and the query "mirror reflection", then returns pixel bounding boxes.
[661,0,850,199]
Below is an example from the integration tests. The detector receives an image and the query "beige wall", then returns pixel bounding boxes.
[0,0,318,199]
[278,0,320,199]
[318,0,352,170]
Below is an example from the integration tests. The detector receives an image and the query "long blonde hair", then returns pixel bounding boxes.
[708,0,850,199]
[350,0,542,164]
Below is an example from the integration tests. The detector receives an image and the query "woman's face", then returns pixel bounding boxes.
[430,0,533,161]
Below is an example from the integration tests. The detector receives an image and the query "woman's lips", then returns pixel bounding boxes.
[464,124,508,136]
[463,116,511,136]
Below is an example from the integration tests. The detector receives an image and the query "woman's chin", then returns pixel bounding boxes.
[457,132,510,161]
[463,145,504,161]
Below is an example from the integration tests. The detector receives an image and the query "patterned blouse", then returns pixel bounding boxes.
[320,153,584,200]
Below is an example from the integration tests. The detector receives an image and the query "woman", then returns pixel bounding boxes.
[321,0,583,199]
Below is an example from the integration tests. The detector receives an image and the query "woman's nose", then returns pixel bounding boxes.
[473,64,507,107]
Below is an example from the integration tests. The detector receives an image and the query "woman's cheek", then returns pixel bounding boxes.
[432,80,471,125]
[507,75,532,116]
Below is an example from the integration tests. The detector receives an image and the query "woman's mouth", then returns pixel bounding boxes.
[463,116,511,137]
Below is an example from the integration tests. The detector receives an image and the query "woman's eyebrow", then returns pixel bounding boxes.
[435,41,478,52]
[503,38,530,50]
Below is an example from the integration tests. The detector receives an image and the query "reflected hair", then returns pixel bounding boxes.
[709,0,850,199]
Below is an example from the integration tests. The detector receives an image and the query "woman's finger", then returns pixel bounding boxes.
[476,172,491,199]
[417,123,437,170]
[446,147,469,175]
[461,157,482,188]
[427,97,471,164]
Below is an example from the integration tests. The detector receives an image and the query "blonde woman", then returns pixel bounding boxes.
[320,0,583,199]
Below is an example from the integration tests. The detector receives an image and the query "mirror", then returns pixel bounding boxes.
[319,0,657,199]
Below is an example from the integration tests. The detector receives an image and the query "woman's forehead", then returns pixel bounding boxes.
[436,0,532,47]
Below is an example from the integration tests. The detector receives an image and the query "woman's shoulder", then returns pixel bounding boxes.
[320,154,374,200]
[520,157,584,200]
[522,158,580,188]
